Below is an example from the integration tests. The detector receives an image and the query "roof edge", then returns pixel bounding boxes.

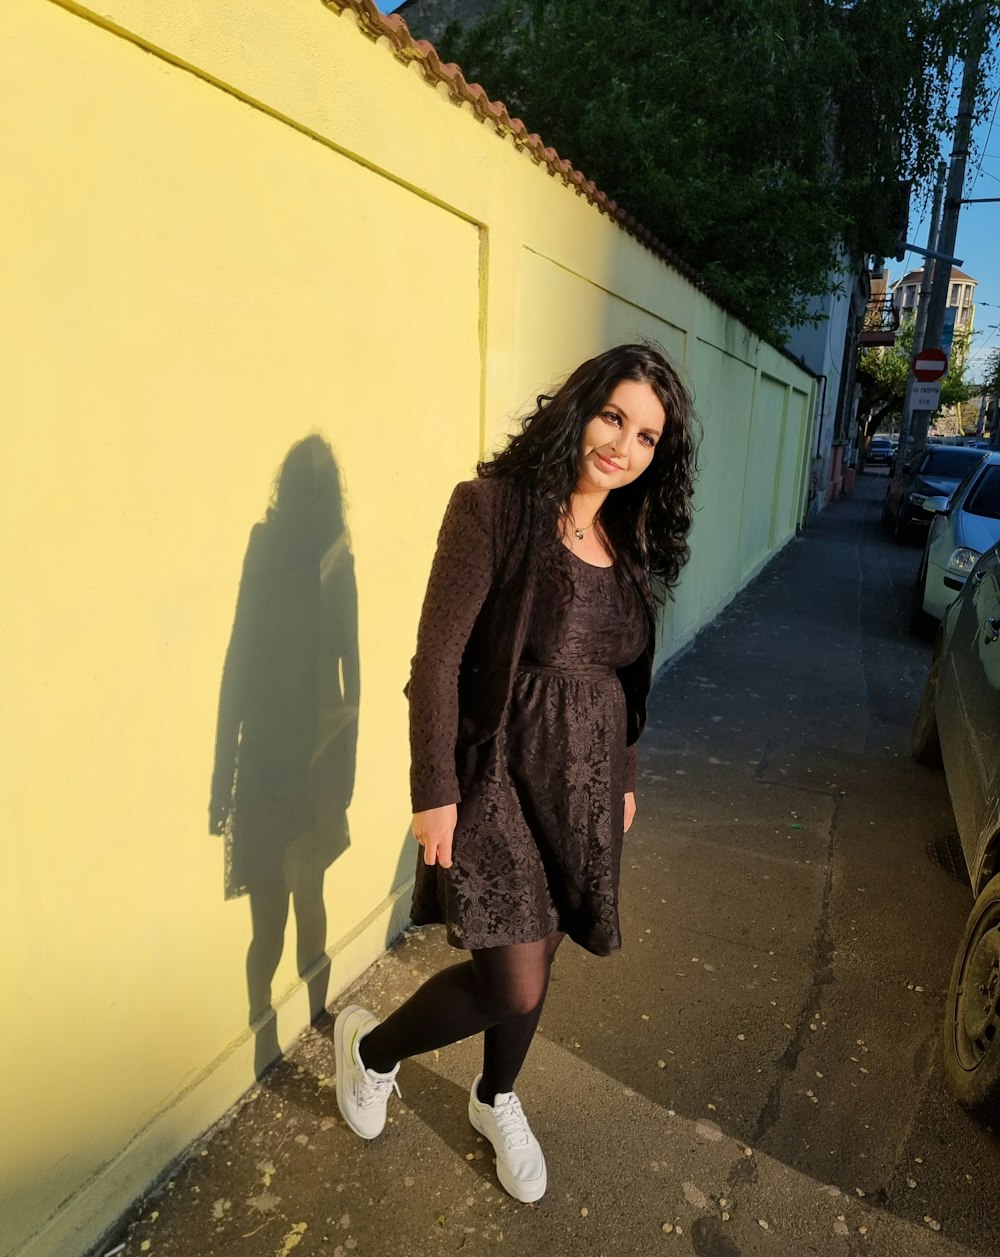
[322,1,708,284]
[322,0,815,372]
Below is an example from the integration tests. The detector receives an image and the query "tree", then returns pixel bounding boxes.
[437,0,998,340]
[983,347,1000,445]
[984,347,1000,398]
[856,319,978,445]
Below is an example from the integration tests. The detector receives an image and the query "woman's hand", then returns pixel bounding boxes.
[412,804,458,868]
[624,791,637,833]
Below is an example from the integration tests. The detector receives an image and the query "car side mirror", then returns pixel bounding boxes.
[923,495,950,515]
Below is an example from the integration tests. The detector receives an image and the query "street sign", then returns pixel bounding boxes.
[941,308,957,358]
[911,380,942,410]
[911,347,948,382]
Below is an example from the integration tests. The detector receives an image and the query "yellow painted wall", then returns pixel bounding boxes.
[0,3,815,1254]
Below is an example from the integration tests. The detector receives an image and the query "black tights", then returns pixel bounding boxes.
[359,932,564,1102]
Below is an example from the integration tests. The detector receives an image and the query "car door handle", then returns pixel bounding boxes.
[985,617,1000,644]
[972,569,986,586]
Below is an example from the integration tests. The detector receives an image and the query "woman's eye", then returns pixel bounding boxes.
[600,410,621,426]
[639,433,656,448]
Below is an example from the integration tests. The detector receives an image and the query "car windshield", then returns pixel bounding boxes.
[918,448,982,479]
[964,465,1000,521]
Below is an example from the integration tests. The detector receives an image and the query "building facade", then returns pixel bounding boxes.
[892,266,978,362]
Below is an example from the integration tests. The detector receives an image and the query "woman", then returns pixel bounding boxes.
[335,343,696,1203]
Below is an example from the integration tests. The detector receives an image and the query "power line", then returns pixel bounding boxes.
[980,85,1000,155]
[967,79,1000,195]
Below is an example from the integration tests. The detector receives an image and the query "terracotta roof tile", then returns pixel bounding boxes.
[321,0,820,371]
[321,0,708,292]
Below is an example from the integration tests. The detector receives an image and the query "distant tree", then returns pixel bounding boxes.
[856,319,977,446]
[985,347,1000,397]
[438,0,997,340]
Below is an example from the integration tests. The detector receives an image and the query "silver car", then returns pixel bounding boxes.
[914,452,1000,625]
[913,540,1000,1116]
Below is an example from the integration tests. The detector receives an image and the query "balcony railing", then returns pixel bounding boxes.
[860,297,900,347]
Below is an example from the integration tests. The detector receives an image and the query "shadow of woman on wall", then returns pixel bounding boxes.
[209,434,359,1079]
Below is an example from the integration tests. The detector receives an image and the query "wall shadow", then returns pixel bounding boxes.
[209,434,359,1078]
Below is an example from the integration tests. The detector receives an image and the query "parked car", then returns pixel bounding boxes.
[881,444,986,542]
[913,452,1000,627]
[912,541,1000,1117]
[867,437,895,466]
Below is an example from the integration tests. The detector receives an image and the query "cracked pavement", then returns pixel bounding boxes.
[97,472,1000,1257]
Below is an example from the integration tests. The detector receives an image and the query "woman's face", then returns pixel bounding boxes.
[577,378,666,494]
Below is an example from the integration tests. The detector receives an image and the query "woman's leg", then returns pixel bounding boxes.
[246,885,290,1025]
[479,931,564,1101]
[359,933,559,1075]
[288,844,331,1022]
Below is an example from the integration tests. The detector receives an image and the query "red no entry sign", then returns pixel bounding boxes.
[911,347,948,382]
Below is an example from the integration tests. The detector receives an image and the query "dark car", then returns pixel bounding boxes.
[867,437,895,466]
[912,540,1000,1116]
[882,444,986,542]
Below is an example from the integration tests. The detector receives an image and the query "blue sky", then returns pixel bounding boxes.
[898,69,1000,384]
[375,1,407,11]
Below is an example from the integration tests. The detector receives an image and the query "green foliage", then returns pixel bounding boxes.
[857,318,978,435]
[438,0,998,341]
[858,320,915,423]
[984,347,1000,396]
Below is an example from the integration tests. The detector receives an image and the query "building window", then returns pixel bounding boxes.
[903,285,915,307]
[949,282,960,305]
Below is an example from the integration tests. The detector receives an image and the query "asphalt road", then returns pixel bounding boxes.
[101,470,1000,1257]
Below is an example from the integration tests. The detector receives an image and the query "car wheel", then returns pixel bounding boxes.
[909,554,935,637]
[893,504,912,544]
[911,633,943,766]
[943,873,1000,1119]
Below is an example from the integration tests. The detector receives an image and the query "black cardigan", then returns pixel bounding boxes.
[406,477,653,812]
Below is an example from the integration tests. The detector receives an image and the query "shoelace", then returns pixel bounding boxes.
[358,1071,401,1109]
[491,1094,531,1149]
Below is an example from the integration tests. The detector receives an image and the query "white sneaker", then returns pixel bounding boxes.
[334,1005,400,1139]
[468,1074,547,1203]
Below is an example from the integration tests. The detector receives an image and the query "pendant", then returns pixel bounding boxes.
[574,528,585,540]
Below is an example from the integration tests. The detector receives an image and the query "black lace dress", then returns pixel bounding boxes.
[410,547,648,956]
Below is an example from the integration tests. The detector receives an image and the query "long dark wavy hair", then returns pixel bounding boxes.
[478,343,698,628]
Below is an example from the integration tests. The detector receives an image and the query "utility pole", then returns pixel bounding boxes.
[909,5,990,456]
[896,161,946,463]
[912,163,947,360]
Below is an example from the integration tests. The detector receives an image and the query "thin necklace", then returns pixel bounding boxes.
[567,513,595,541]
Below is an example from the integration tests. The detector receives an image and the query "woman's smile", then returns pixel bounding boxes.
[577,379,666,496]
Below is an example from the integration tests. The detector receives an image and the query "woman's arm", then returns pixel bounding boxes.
[408,480,499,815]
[625,729,640,834]
[625,743,637,794]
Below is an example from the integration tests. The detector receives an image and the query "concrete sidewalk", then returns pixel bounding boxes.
[97,473,998,1257]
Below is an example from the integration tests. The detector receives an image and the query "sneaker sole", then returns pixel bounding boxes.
[468,1102,547,1203]
[334,1006,382,1140]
